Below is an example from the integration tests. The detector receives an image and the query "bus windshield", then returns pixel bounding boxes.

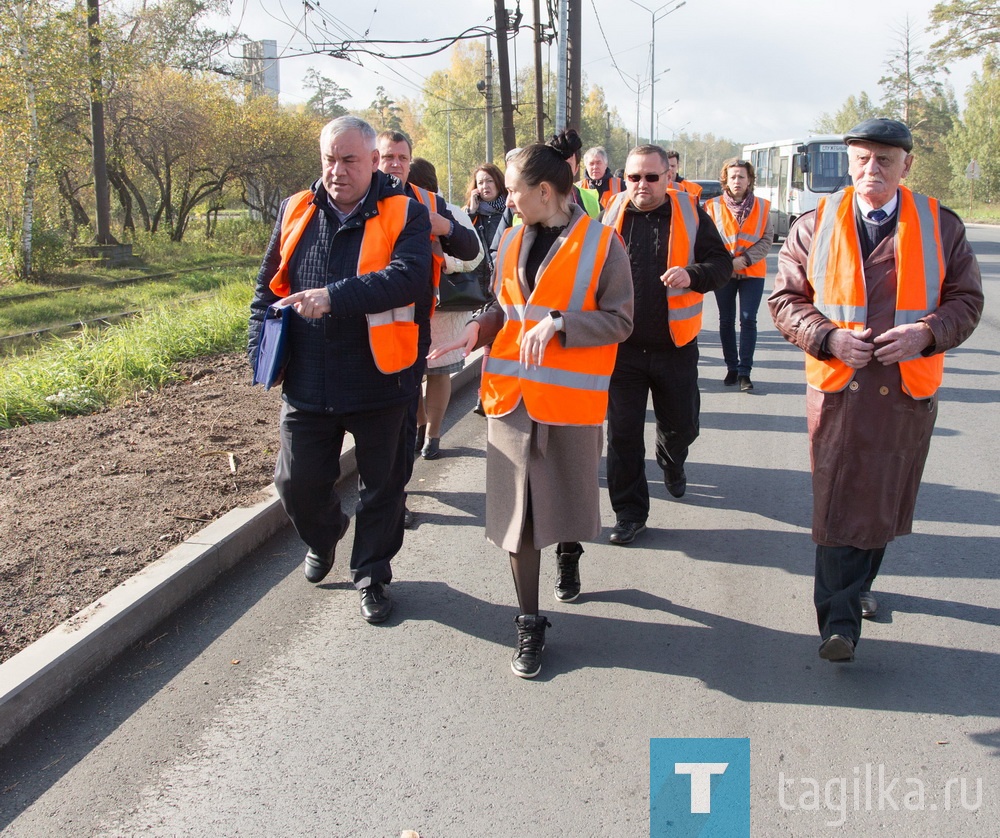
[805,142,849,193]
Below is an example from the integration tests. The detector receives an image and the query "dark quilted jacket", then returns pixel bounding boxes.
[248,172,432,413]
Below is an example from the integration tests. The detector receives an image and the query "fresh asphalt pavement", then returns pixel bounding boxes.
[1,229,998,837]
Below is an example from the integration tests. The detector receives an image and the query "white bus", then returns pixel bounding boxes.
[741,135,850,239]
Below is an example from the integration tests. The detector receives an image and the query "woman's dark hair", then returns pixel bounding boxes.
[719,157,755,192]
[465,162,507,207]
[408,157,439,193]
[509,129,582,196]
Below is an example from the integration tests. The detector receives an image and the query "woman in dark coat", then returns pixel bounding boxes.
[430,131,633,678]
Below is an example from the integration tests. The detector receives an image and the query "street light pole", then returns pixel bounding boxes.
[626,0,686,145]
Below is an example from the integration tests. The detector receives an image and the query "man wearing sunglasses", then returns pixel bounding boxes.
[600,145,732,545]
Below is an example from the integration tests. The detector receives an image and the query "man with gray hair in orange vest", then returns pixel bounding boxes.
[769,118,983,663]
[601,144,731,546]
[248,115,431,625]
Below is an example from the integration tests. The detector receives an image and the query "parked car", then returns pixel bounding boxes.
[690,179,723,205]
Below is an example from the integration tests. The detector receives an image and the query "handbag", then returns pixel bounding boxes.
[252,304,292,389]
[435,261,492,311]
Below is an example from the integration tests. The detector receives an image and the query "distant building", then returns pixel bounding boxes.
[244,40,279,98]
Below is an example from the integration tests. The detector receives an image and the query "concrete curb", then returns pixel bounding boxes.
[0,352,483,748]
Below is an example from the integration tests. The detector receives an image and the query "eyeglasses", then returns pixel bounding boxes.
[625,172,666,183]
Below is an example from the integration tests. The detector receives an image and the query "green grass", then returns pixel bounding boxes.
[0,264,257,336]
[0,272,255,429]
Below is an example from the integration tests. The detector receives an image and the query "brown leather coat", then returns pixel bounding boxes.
[768,202,983,548]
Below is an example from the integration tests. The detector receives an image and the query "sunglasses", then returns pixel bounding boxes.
[625,172,666,183]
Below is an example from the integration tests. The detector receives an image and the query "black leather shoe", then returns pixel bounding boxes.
[403,506,415,529]
[665,465,687,498]
[359,583,393,623]
[739,375,754,392]
[860,591,878,619]
[724,370,738,386]
[472,398,486,417]
[421,437,441,459]
[303,512,350,583]
[511,614,551,678]
[609,520,647,545]
[818,634,855,662]
[554,543,583,602]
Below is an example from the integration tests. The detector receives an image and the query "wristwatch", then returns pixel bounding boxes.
[549,310,564,331]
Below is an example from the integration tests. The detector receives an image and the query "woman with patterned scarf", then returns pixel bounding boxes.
[703,158,775,392]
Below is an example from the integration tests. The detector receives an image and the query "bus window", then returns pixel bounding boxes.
[806,142,849,192]
[792,154,805,191]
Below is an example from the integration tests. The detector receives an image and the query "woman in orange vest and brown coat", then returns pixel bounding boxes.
[704,158,774,392]
[429,130,634,678]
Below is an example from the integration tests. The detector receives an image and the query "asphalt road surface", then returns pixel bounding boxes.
[2,227,998,837]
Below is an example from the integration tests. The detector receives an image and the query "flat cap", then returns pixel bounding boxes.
[843,118,913,153]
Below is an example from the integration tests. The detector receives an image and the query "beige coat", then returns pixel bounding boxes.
[768,202,983,548]
[474,205,634,552]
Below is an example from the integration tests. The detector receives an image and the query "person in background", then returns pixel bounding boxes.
[465,162,508,416]
[665,149,703,199]
[248,116,431,624]
[769,118,983,664]
[408,157,484,459]
[376,131,480,527]
[601,145,731,546]
[581,146,625,209]
[428,132,633,678]
[704,157,774,392]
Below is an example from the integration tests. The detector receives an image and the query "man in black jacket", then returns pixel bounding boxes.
[248,116,431,623]
[600,145,732,545]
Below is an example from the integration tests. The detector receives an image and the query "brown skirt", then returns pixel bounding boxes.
[485,402,604,553]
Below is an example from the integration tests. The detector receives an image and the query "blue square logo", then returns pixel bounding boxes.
[650,738,750,838]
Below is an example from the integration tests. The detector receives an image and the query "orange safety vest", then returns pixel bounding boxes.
[481,214,619,425]
[409,184,445,313]
[672,178,703,199]
[584,177,625,210]
[805,185,946,398]
[704,196,771,278]
[603,190,704,346]
[268,189,418,375]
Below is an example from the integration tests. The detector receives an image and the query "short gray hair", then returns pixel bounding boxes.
[584,146,609,165]
[320,116,376,150]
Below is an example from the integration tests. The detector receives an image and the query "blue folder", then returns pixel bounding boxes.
[253,304,292,389]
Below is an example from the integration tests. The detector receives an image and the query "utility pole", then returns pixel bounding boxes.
[485,39,495,162]
[533,0,544,141]
[555,0,568,132]
[86,0,116,245]
[493,0,517,152]
[568,0,581,131]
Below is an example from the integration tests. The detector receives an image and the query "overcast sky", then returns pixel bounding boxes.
[216,0,981,147]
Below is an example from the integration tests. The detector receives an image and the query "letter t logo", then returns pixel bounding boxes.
[674,762,729,813]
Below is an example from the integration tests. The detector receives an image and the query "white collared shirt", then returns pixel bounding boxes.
[855,190,899,221]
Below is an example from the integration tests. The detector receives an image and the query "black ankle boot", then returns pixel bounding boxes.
[511,614,552,678]
[554,542,583,602]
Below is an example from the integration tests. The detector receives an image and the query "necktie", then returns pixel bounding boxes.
[868,209,888,223]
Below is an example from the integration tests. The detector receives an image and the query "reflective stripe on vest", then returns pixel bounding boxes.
[482,214,618,425]
[805,185,945,397]
[603,190,703,346]
[704,197,770,278]
[268,190,417,375]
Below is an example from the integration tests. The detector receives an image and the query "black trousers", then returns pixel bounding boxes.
[606,341,700,523]
[275,402,408,589]
[814,544,885,644]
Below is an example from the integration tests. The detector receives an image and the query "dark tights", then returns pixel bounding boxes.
[508,493,581,614]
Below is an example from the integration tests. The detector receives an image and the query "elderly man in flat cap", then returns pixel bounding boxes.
[768,118,984,663]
